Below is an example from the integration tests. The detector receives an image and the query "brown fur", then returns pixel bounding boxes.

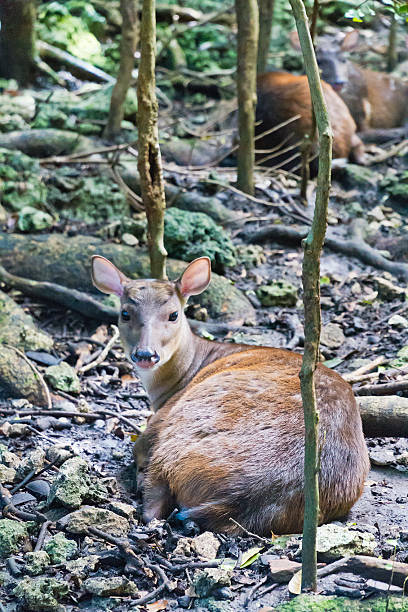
[341,63,408,131]
[139,348,369,536]
[91,256,370,537]
[255,72,365,172]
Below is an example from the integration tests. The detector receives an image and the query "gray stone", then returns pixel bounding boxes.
[191,532,220,560]
[47,456,90,509]
[374,277,407,301]
[369,449,396,466]
[45,361,81,394]
[16,448,46,480]
[320,323,345,349]
[83,576,138,596]
[58,505,130,536]
[315,524,376,560]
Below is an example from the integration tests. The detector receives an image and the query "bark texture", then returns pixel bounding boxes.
[0,0,36,85]
[288,0,332,592]
[105,0,139,139]
[235,0,259,195]
[257,0,275,73]
[137,0,167,279]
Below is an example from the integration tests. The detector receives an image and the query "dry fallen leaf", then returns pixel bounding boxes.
[146,599,168,611]
[288,569,302,595]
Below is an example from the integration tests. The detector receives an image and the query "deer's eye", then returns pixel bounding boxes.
[169,311,178,322]
[121,310,130,321]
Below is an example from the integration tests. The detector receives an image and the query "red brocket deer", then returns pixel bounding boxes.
[294,31,408,131]
[91,255,369,536]
[255,71,365,172]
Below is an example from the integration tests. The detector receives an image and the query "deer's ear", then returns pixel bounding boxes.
[91,255,128,296]
[341,30,359,52]
[177,257,211,298]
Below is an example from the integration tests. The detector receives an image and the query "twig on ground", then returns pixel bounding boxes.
[229,518,270,544]
[79,325,120,374]
[11,456,64,495]
[343,356,387,383]
[244,575,268,606]
[35,521,52,552]
[355,377,408,396]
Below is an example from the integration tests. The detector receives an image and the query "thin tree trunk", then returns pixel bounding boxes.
[137,0,167,279]
[288,0,332,593]
[105,0,139,139]
[300,0,319,202]
[235,0,259,195]
[0,0,36,86]
[387,12,397,72]
[257,0,275,74]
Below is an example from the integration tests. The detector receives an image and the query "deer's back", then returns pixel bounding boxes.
[256,72,361,167]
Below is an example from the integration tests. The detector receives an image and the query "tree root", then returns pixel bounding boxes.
[241,220,408,282]
[357,395,408,437]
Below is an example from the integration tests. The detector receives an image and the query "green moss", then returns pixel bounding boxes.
[44,532,77,564]
[48,175,129,223]
[277,595,408,611]
[13,577,69,612]
[256,281,298,307]
[44,361,81,394]
[0,519,28,557]
[0,289,53,351]
[164,207,236,272]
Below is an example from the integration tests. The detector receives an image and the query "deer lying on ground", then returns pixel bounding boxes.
[91,255,369,536]
[292,30,408,132]
[255,70,366,172]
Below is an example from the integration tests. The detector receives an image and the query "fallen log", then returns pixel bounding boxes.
[0,129,92,157]
[0,233,254,325]
[357,395,408,437]
[38,41,115,84]
[240,222,408,282]
[318,555,408,591]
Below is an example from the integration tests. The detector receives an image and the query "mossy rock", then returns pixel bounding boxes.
[44,362,81,394]
[277,595,408,611]
[0,233,255,324]
[13,576,69,612]
[32,107,72,131]
[0,113,30,133]
[0,519,29,557]
[341,164,379,188]
[164,207,236,272]
[44,532,77,564]
[0,289,53,351]
[0,345,50,405]
[256,280,298,307]
[48,175,129,223]
[0,92,36,122]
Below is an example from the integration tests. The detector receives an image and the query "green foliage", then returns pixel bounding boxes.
[17,207,54,232]
[48,174,129,223]
[164,208,236,272]
[37,1,108,69]
[175,24,236,72]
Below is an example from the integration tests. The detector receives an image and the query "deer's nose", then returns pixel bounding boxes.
[131,348,160,366]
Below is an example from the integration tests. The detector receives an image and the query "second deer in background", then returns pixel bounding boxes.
[255,70,365,172]
[293,30,408,131]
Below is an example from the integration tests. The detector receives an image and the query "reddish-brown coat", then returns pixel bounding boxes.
[255,71,365,171]
[139,348,370,536]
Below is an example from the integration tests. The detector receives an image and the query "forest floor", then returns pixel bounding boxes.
[1,3,408,609]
